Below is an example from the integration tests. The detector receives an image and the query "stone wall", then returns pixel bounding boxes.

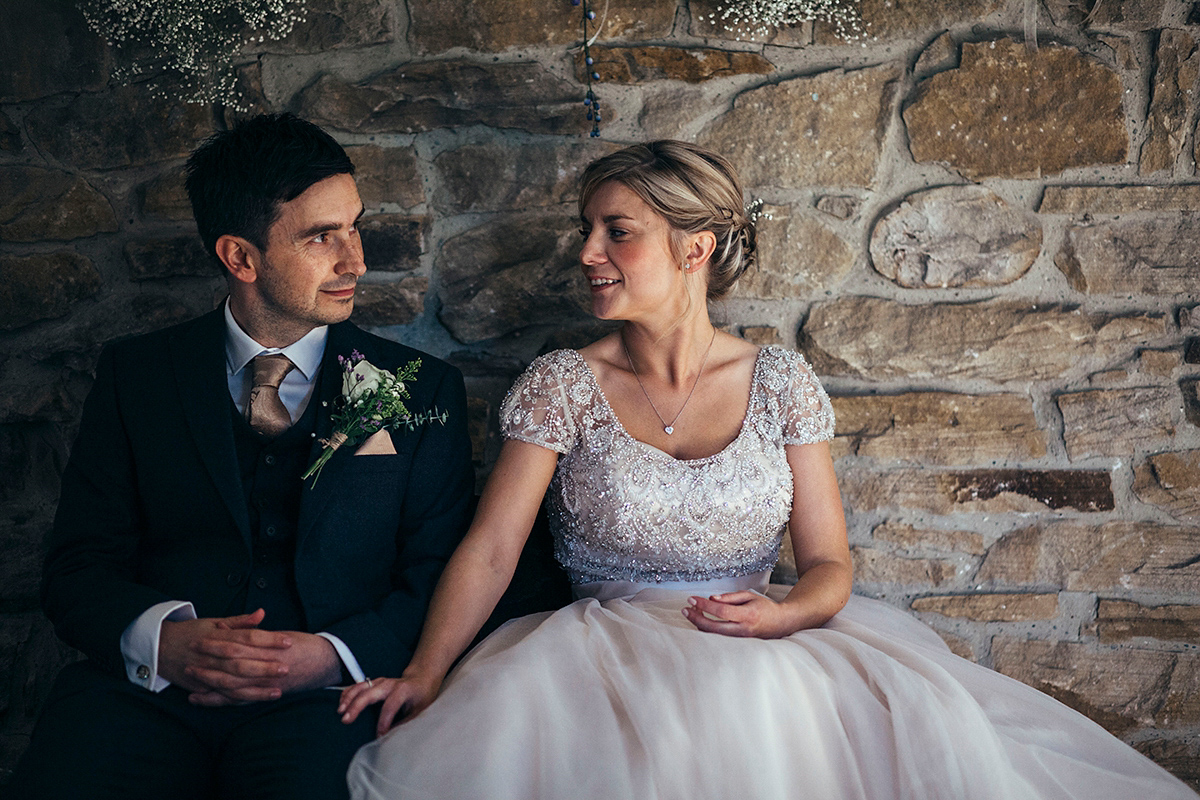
[2,0,1199,786]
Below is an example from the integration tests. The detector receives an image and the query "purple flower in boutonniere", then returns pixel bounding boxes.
[301,351,448,487]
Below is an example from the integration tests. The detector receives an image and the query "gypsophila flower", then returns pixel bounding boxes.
[710,0,863,41]
[76,0,309,109]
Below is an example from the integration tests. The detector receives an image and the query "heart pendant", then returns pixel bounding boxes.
[664,426,674,435]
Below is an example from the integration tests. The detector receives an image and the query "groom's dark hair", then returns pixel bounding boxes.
[185,113,355,270]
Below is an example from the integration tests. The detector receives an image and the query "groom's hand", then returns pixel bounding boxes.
[185,625,343,707]
[160,608,293,703]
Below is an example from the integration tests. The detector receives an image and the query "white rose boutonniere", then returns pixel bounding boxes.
[301,349,447,487]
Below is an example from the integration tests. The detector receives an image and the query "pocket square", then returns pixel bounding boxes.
[354,429,397,456]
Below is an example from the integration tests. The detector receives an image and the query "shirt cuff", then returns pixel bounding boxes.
[316,632,366,685]
[120,601,197,692]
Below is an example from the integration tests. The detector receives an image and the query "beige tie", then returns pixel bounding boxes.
[246,354,296,439]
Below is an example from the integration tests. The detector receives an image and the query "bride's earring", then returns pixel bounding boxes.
[681,260,689,271]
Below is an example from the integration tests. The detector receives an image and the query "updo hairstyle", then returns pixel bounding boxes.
[578,140,756,301]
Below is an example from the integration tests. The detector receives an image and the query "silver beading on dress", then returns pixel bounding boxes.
[500,346,835,585]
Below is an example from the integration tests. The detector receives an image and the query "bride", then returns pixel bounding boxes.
[338,141,1196,799]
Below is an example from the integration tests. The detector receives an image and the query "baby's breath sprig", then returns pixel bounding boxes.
[709,0,864,41]
[76,0,310,109]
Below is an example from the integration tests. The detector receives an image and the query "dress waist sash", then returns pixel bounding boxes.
[572,570,771,602]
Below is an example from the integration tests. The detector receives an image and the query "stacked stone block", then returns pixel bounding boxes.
[1,0,1199,787]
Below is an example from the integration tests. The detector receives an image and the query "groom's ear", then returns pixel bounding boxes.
[215,234,261,285]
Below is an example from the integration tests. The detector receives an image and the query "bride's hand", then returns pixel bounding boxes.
[682,591,798,639]
[338,675,440,736]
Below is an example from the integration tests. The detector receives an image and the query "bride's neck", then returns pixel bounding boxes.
[620,314,717,385]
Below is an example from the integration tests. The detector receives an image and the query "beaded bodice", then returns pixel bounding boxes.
[500,346,835,584]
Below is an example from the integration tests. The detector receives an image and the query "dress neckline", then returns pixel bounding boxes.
[567,346,767,465]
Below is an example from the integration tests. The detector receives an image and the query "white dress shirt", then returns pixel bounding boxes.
[119,303,366,692]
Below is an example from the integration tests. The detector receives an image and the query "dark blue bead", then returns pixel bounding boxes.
[586,57,594,65]
[587,112,594,120]
[591,72,600,80]
[587,10,596,19]
[584,98,592,106]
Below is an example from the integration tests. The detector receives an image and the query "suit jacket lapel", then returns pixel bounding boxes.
[171,308,252,547]
[298,322,358,543]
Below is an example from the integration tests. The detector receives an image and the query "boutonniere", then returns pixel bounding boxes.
[301,349,448,487]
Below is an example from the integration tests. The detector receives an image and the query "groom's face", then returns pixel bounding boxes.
[253,172,367,336]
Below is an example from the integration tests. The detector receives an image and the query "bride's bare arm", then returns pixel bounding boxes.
[684,441,852,638]
[339,439,559,733]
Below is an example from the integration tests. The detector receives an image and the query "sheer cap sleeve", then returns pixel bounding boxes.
[773,347,835,446]
[499,351,579,454]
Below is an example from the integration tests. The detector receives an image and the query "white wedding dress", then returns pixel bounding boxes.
[347,346,1196,800]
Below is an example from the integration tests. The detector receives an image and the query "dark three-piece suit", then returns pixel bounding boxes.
[10,308,476,799]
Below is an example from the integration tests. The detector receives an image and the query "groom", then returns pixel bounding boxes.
[9,114,475,799]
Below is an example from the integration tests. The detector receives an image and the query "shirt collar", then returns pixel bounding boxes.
[223,301,329,380]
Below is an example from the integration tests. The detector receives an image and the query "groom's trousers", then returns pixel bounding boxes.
[8,660,378,800]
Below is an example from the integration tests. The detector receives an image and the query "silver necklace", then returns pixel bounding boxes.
[621,327,717,436]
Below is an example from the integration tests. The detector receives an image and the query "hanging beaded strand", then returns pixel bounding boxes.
[571,0,602,137]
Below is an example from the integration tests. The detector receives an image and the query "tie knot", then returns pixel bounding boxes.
[251,354,296,390]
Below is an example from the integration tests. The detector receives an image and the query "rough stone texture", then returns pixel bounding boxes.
[0,112,20,153]
[1094,600,1200,644]
[851,546,963,587]
[637,86,707,140]
[910,593,1058,621]
[1141,348,1183,376]
[818,0,1004,42]
[1058,387,1180,460]
[437,214,591,343]
[840,468,1114,515]
[410,0,675,52]
[831,392,1046,465]
[1047,0,1170,31]
[0,167,116,242]
[466,396,489,465]
[433,141,615,214]
[914,31,959,78]
[701,66,899,188]
[1134,450,1200,521]
[1039,185,1200,214]
[905,40,1128,180]
[267,0,396,53]
[1134,739,1200,791]
[25,86,212,170]
[297,61,589,136]
[346,145,423,210]
[977,521,1200,595]
[869,185,1041,288]
[359,215,427,273]
[992,637,1200,732]
[815,195,860,220]
[1055,215,1200,295]
[1183,379,1200,428]
[0,1,107,103]
[350,278,429,327]
[735,207,856,299]
[125,237,216,281]
[799,297,1165,383]
[1141,30,1200,174]
[139,167,192,222]
[580,46,773,85]
[739,325,783,346]
[936,630,976,661]
[0,252,101,331]
[872,521,986,556]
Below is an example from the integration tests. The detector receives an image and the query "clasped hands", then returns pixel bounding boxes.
[159,608,340,706]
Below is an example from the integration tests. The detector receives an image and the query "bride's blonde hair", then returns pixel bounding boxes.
[578,140,756,301]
